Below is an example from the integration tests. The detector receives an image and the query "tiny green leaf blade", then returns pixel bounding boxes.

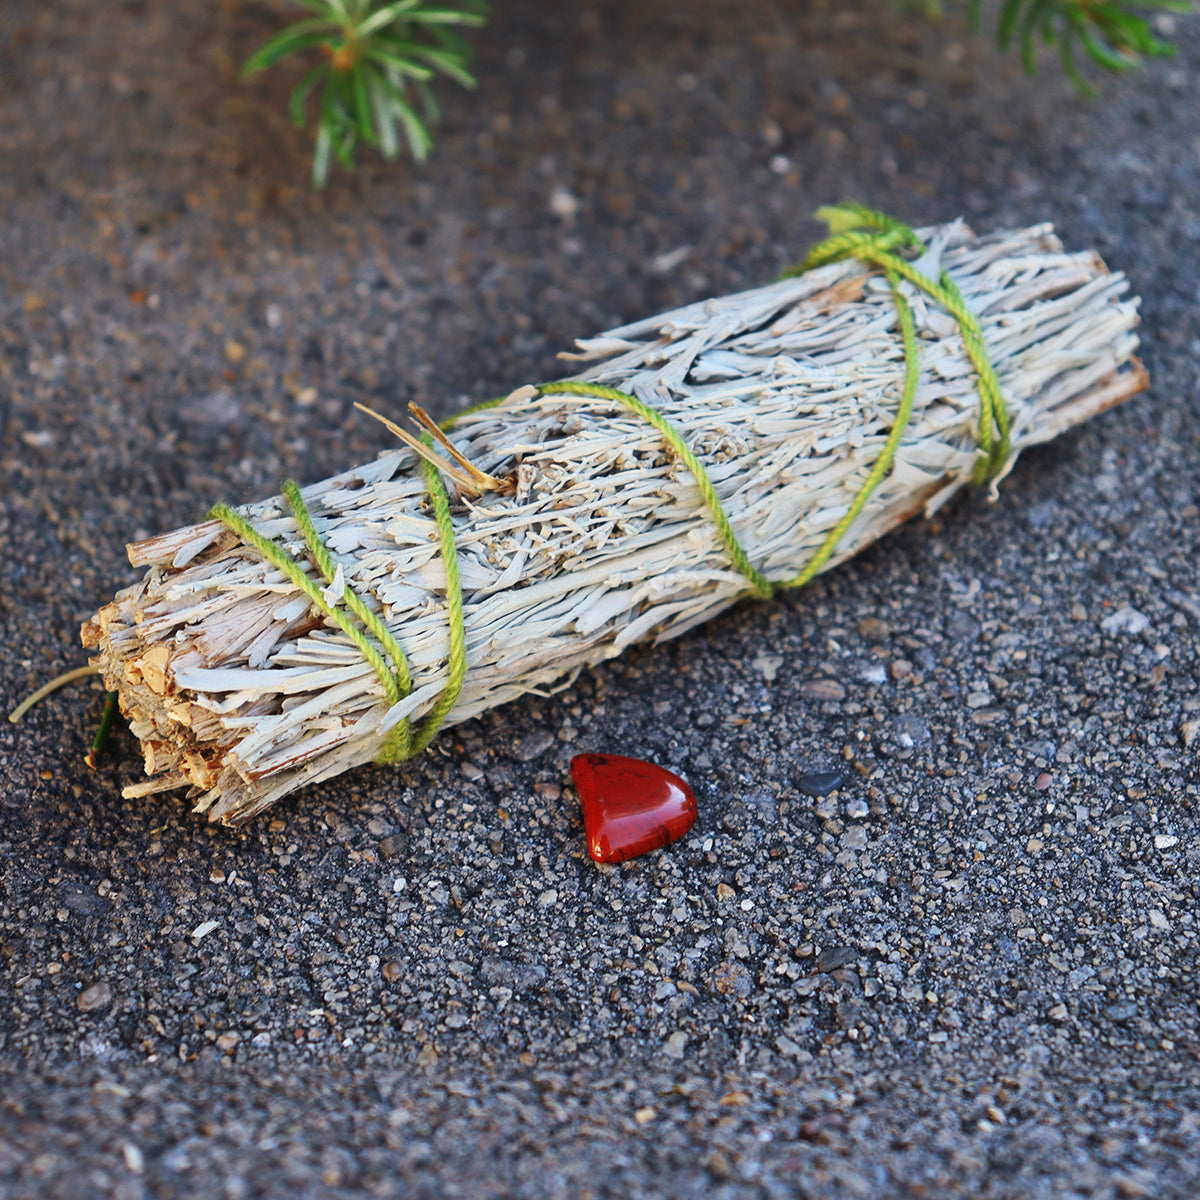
[413,45,476,87]
[351,61,379,144]
[289,63,330,127]
[997,0,1025,49]
[242,21,337,77]
[1074,16,1135,72]
[364,46,435,80]
[406,6,489,28]
[1059,23,1097,97]
[313,121,333,188]
[391,94,435,160]
[368,75,401,159]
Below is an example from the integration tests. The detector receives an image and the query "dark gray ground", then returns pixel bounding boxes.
[2,1,1199,1196]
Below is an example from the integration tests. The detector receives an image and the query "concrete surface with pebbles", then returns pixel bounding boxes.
[2,2,1199,1197]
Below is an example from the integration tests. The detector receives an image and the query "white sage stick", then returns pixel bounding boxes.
[83,219,1146,824]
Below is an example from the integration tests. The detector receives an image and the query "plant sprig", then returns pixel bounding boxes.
[975,0,1190,93]
[243,0,488,187]
[901,2,1191,93]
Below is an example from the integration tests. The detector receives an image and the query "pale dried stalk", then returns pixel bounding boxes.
[83,220,1146,824]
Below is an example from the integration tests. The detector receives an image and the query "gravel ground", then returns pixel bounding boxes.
[2,2,1199,1197]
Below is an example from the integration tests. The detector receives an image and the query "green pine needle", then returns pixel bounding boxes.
[908,1,1190,92]
[243,0,487,187]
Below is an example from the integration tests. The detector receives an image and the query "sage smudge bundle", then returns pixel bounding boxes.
[83,213,1145,824]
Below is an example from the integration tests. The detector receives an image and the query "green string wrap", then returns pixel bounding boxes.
[210,204,1009,766]
[783,203,1012,484]
[278,478,413,760]
[400,445,468,760]
[209,470,466,765]
[783,268,922,590]
[530,380,775,600]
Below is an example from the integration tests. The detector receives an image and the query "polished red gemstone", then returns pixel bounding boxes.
[571,753,698,864]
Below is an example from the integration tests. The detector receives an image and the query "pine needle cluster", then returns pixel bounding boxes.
[917,1,1189,94]
[246,1,1191,186]
[242,0,487,187]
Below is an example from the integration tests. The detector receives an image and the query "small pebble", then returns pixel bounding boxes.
[858,617,891,641]
[855,660,888,685]
[662,1031,687,1059]
[516,731,555,762]
[841,826,868,851]
[1105,1000,1138,1023]
[817,945,856,972]
[1100,606,1150,636]
[802,678,846,702]
[77,981,112,1013]
[796,769,846,797]
[754,654,783,683]
[1114,1177,1152,1199]
[548,185,580,220]
[1034,772,1053,791]
[712,962,753,998]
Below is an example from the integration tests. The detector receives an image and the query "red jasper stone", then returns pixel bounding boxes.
[571,753,698,864]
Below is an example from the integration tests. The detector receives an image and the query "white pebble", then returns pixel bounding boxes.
[1100,605,1150,636]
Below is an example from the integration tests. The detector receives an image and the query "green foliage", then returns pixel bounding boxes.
[910,2,1191,93]
[242,0,488,187]
[976,1,1189,93]
[248,1,1192,188]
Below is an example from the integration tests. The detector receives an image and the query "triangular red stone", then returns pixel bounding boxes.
[571,753,698,864]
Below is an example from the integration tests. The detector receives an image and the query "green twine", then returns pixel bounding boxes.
[783,268,922,590]
[530,380,775,600]
[212,203,1010,766]
[533,205,1010,592]
[783,202,1012,484]
[405,444,468,758]
[210,472,465,765]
